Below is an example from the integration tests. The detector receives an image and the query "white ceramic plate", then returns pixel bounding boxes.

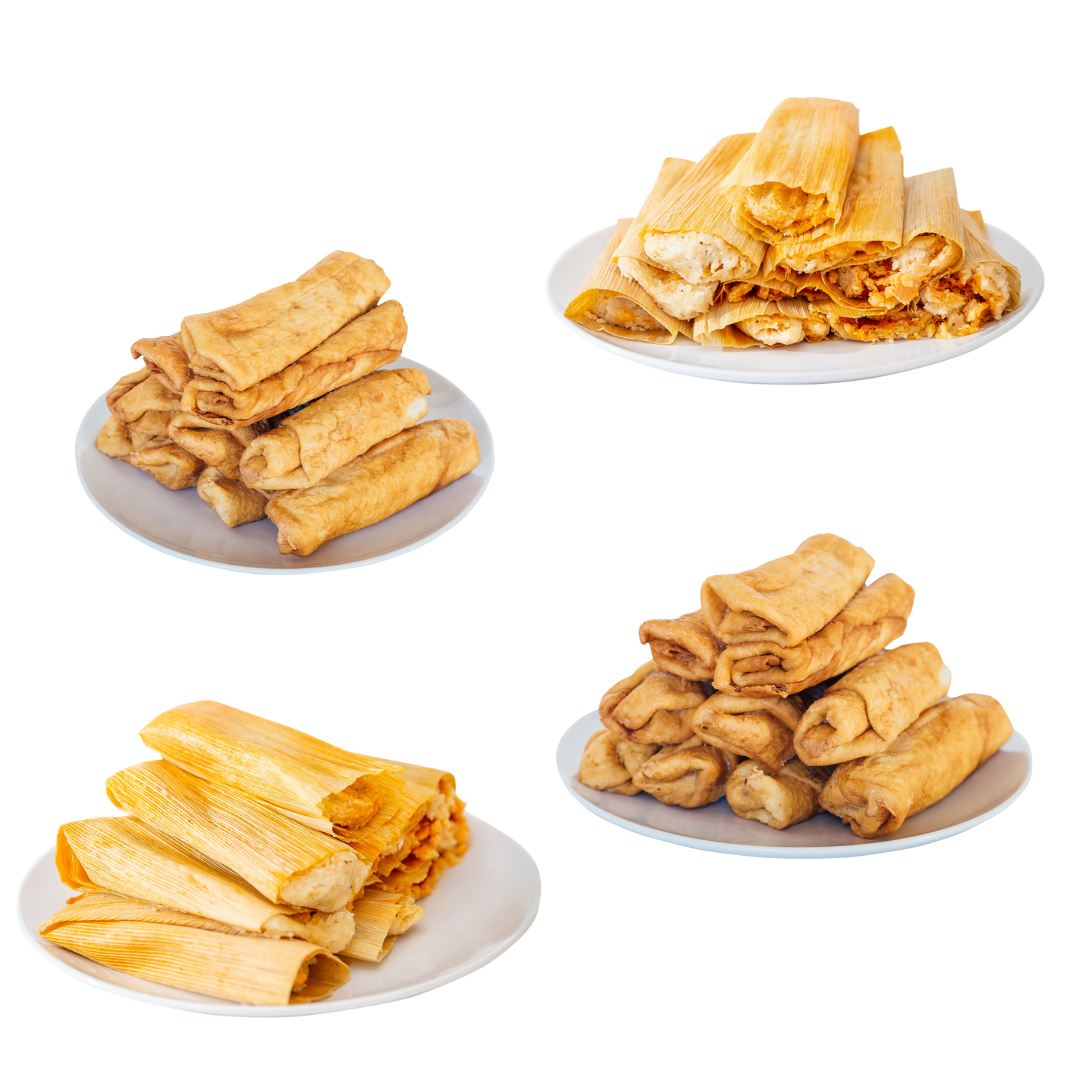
[76,358,494,573]
[547,225,1044,384]
[19,815,539,1017]
[556,711,1031,858]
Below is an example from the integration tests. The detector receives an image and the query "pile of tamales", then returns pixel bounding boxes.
[565,98,1021,349]
[95,251,480,556]
[40,702,469,1005]
[581,534,1013,837]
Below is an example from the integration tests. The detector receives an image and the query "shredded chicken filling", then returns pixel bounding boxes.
[642,230,755,285]
[321,780,380,828]
[827,309,935,343]
[920,263,1010,336]
[742,183,830,235]
[825,235,961,309]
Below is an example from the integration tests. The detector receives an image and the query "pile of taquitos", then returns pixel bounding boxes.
[40,701,469,1005]
[580,534,1014,838]
[95,252,480,556]
[565,98,1021,349]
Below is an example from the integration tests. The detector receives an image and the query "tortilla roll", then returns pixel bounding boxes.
[240,368,431,490]
[632,736,738,808]
[713,573,915,698]
[197,468,269,526]
[638,610,724,681]
[819,694,1013,838]
[57,817,354,952]
[40,897,350,1005]
[340,889,423,962]
[702,534,875,648]
[727,98,860,243]
[131,332,192,394]
[182,250,390,391]
[169,413,270,479]
[692,693,806,771]
[95,416,137,459]
[692,295,830,347]
[794,643,951,766]
[106,759,364,912]
[726,758,833,830]
[267,417,479,557]
[599,660,709,745]
[128,435,206,490]
[180,300,407,428]
[107,368,181,437]
[578,730,659,796]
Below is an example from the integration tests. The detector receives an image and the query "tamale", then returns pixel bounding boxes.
[266,418,480,557]
[339,889,423,962]
[599,660,709,745]
[197,468,269,527]
[57,817,354,952]
[726,758,833,830]
[182,250,390,391]
[240,368,431,490]
[638,134,766,285]
[578,729,658,796]
[819,694,1013,838]
[564,220,691,343]
[692,296,830,347]
[139,700,403,835]
[631,736,737,808]
[131,332,192,394]
[726,98,860,243]
[180,300,407,428]
[767,129,904,274]
[691,692,806,771]
[612,158,718,320]
[106,759,364,912]
[169,412,271,480]
[638,610,724,682]
[40,895,350,1005]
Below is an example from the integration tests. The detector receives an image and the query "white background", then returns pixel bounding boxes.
[2,1,1075,1076]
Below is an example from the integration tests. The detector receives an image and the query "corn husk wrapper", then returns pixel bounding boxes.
[106,759,363,912]
[56,817,354,952]
[197,468,269,527]
[564,220,691,343]
[692,296,827,347]
[40,894,350,1005]
[340,889,424,962]
[140,700,404,835]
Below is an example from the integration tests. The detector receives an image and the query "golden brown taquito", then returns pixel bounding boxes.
[578,730,659,796]
[794,643,951,766]
[632,737,737,808]
[638,610,724,681]
[169,413,270,479]
[107,368,181,437]
[702,533,875,647]
[128,436,206,490]
[726,758,833,830]
[267,418,479,557]
[96,417,138,459]
[713,573,915,698]
[240,368,431,490]
[182,251,390,391]
[197,468,269,527]
[131,332,192,394]
[180,300,407,428]
[599,661,709,745]
[819,694,1013,838]
[692,693,806,771]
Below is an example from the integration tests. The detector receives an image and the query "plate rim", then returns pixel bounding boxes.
[546,224,1044,385]
[76,357,495,575]
[556,710,1032,859]
[17,814,540,1018]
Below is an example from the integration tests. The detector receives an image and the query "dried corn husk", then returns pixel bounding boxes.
[340,889,424,962]
[692,296,829,348]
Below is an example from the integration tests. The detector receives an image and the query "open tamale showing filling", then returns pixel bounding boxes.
[39,701,469,1005]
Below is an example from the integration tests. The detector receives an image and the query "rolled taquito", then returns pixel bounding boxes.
[819,693,1013,838]
[40,896,350,1005]
[197,468,269,526]
[612,157,718,320]
[57,817,354,952]
[638,610,724,681]
[240,368,431,490]
[564,219,691,343]
[713,573,915,698]
[632,736,738,809]
[702,533,875,648]
[726,98,860,243]
[578,730,658,796]
[96,416,138,459]
[131,332,192,394]
[169,412,270,479]
[180,300,407,427]
[692,296,830,347]
[691,692,806,771]
[107,368,181,437]
[794,643,951,766]
[340,889,424,962]
[726,758,833,830]
[599,660,710,745]
[182,250,390,391]
[106,759,364,912]
[267,417,480,557]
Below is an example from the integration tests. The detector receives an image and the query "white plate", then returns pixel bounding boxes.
[546,225,1044,384]
[18,815,539,1017]
[556,711,1031,858]
[76,358,494,573]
